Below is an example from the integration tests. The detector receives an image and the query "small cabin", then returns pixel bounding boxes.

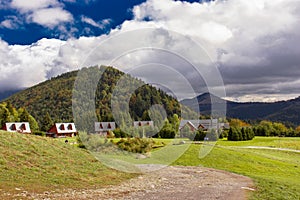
[179,119,219,132]
[46,123,77,138]
[133,121,154,128]
[2,122,31,134]
[95,122,116,135]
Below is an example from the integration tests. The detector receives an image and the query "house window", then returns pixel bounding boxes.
[60,124,65,130]
[67,124,72,130]
[10,124,16,131]
[107,123,111,129]
[20,123,26,130]
[100,123,103,129]
[138,122,142,126]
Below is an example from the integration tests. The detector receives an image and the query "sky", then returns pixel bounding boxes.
[0,0,300,102]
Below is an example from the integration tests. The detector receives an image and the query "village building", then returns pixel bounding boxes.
[2,122,31,134]
[46,123,77,138]
[179,119,220,132]
[95,122,116,135]
[133,121,154,128]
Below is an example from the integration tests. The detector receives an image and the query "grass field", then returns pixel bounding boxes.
[172,137,300,200]
[0,131,135,197]
[89,136,300,199]
[1,131,299,199]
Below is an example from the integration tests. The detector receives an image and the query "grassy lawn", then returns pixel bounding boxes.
[2,131,299,200]
[0,131,135,197]
[217,136,300,150]
[172,137,300,200]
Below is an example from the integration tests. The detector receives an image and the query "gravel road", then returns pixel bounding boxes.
[20,165,254,200]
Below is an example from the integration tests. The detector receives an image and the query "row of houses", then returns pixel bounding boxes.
[1,121,154,138]
[1,119,229,138]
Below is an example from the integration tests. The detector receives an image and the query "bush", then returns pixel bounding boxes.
[193,130,206,141]
[205,129,219,141]
[228,127,255,141]
[32,131,46,137]
[113,128,129,138]
[116,137,155,154]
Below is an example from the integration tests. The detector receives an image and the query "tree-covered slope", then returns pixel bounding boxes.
[4,66,195,130]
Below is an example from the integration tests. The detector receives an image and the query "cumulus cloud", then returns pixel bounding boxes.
[28,7,73,28]
[11,0,59,12]
[0,38,67,91]
[1,0,300,102]
[129,0,300,101]
[10,0,73,28]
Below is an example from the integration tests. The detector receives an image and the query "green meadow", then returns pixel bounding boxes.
[1,132,299,200]
[173,137,300,200]
[0,131,135,197]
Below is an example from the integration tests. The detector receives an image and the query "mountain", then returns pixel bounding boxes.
[181,93,300,126]
[3,66,196,130]
[0,89,22,101]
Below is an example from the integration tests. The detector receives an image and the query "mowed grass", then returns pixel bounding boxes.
[0,131,135,197]
[172,137,300,200]
[218,136,300,150]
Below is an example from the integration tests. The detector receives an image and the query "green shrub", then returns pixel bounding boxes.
[32,131,46,137]
[116,137,155,154]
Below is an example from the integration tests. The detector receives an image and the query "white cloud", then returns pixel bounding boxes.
[28,7,73,28]
[10,0,73,29]
[0,16,22,29]
[0,38,67,91]
[11,0,59,12]
[81,16,111,29]
[1,0,300,102]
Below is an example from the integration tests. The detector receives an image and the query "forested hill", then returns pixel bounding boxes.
[181,93,300,126]
[4,66,195,129]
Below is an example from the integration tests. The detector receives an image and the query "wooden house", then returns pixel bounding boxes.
[179,119,219,132]
[95,122,116,135]
[2,122,31,134]
[46,123,77,138]
[133,121,154,128]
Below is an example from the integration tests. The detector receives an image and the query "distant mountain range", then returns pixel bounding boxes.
[181,93,300,126]
[2,69,300,127]
[0,89,22,101]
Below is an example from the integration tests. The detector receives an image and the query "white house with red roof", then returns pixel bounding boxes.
[2,122,31,133]
[46,123,77,138]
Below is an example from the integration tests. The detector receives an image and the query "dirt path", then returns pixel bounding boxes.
[237,146,300,153]
[22,165,254,200]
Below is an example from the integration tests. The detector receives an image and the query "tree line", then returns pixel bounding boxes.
[0,101,39,132]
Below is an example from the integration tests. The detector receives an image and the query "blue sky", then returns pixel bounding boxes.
[0,0,203,45]
[0,0,147,44]
[0,0,300,102]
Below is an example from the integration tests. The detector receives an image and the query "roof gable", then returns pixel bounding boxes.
[54,123,77,133]
[133,121,154,127]
[95,122,116,131]
[4,122,31,133]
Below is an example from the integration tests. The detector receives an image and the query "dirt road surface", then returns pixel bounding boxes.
[11,165,254,200]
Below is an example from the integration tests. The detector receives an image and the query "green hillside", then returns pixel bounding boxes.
[4,66,195,131]
[0,131,134,197]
